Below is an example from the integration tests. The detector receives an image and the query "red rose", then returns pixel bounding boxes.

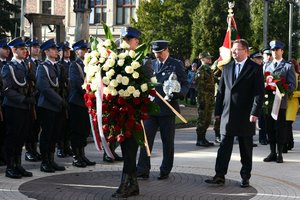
[149,89,156,97]
[141,105,148,113]
[105,94,114,102]
[86,84,91,91]
[107,135,115,143]
[119,107,127,114]
[102,124,110,133]
[116,134,125,143]
[284,84,289,89]
[127,106,135,116]
[281,77,286,84]
[117,97,126,105]
[102,116,109,124]
[143,97,151,104]
[85,100,93,108]
[102,104,109,112]
[135,123,143,132]
[124,130,132,138]
[89,93,96,100]
[133,98,141,105]
[111,105,119,113]
[113,125,121,133]
[84,93,89,101]
[117,117,125,125]
[126,118,135,129]
[141,113,148,120]
[264,71,271,76]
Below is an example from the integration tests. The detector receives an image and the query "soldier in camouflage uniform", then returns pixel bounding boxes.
[195,52,215,147]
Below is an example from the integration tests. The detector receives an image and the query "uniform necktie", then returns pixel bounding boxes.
[21,61,27,70]
[274,62,278,68]
[234,63,241,81]
[159,62,163,70]
[35,60,39,66]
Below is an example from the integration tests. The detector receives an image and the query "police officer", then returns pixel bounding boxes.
[56,41,73,158]
[2,37,34,178]
[0,38,10,166]
[262,49,273,71]
[24,38,42,162]
[263,40,296,163]
[250,51,263,66]
[195,52,215,147]
[36,39,66,172]
[137,40,189,180]
[69,40,95,168]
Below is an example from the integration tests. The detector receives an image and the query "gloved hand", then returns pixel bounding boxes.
[23,97,36,104]
[26,72,36,82]
[171,92,184,101]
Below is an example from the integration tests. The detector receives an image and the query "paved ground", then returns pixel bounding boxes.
[0,116,300,199]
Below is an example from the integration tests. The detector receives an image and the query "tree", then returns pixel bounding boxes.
[250,0,299,58]
[191,0,251,60]
[0,0,20,38]
[133,0,200,60]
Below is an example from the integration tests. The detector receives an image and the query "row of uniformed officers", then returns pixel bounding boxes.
[0,37,96,179]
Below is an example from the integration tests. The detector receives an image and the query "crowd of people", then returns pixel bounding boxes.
[0,27,299,198]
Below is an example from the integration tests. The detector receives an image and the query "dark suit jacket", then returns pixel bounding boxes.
[152,56,189,116]
[215,58,264,136]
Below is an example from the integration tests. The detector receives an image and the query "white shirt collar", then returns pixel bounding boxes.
[12,56,23,64]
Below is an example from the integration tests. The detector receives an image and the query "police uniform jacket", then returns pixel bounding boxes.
[68,58,85,107]
[152,56,189,116]
[264,60,296,109]
[25,57,41,77]
[1,58,30,109]
[215,59,264,136]
[36,60,64,112]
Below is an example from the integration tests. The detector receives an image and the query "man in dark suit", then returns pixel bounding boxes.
[137,40,189,180]
[205,39,264,188]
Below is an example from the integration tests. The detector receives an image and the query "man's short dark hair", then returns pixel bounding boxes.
[232,39,249,50]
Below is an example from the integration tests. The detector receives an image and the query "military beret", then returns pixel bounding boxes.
[199,52,213,59]
[8,37,26,48]
[72,40,88,51]
[250,51,263,59]
[269,40,285,50]
[57,41,71,51]
[0,38,9,48]
[40,38,57,51]
[25,38,40,47]
[151,40,169,53]
[121,27,141,39]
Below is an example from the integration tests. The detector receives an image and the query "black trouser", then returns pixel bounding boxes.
[69,103,90,149]
[258,114,267,142]
[121,137,139,174]
[215,134,253,180]
[38,107,61,154]
[56,111,70,145]
[25,107,40,144]
[0,108,6,160]
[137,115,175,175]
[4,106,30,158]
[265,109,287,144]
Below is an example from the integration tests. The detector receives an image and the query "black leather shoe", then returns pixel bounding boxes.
[103,154,114,163]
[263,153,277,162]
[157,173,169,180]
[205,176,225,185]
[16,166,33,177]
[72,156,87,168]
[82,156,96,166]
[240,179,250,188]
[6,168,22,179]
[276,155,283,163]
[51,161,66,171]
[196,139,213,147]
[259,140,268,145]
[137,172,149,179]
[252,143,258,147]
[40,163,55,173]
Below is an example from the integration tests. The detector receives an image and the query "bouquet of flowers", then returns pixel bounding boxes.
[83,23,159,147]
[263,71,289,114]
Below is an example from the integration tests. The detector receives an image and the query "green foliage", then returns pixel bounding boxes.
[133,0,200,60]
[0,0,20,38]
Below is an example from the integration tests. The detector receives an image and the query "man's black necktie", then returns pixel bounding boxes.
[159,62,163,70]
[34,60,39,66]
[274,62,278,68]
[21,61,27,70]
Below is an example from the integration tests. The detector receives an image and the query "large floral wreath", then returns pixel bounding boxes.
[83,23,159,148]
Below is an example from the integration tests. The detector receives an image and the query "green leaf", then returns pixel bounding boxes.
[102,22,114,41]
[147,102,160,115]
[90,36,98,51]
[135,43,148,62]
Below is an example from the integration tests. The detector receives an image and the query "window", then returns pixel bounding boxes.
[90,0,107,24]
[42,0,51,15]
[117,0,136,25]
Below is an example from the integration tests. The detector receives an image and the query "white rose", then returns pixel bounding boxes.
[90,79,98,91]
[99,57,106,63]
[140,83,148,92]
[265,101,269,105]
[132,71,139,79]
[84,52,91,60]
[102,76,110,86]
[106,59,116,68]
[117,59,125,66]
[116,74,123,83]
[150,76,158,83]
[89,57,98,65]
[128,50,136,58]
[125,65,134,74]
[121,76,129,85]
[107,69,115,77]
[96,41,103,50]
[110,51,118,60]
[109,79,118,88]
[123,90,130,97]
[118,89,125,97]
[104,39,112,47]
[273,91,276,95]
[111,88,118,96]
[82,83,87,90]
[100,51,108,58]
[118,52,127,59]
[103,87,109,95]
[91,50,100,57]
[133,90,141,98]
[102,64,110,72]
[131,61,141,69]
[120,40,130,49]
[264,94,268,98]
[127,86,135,94]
